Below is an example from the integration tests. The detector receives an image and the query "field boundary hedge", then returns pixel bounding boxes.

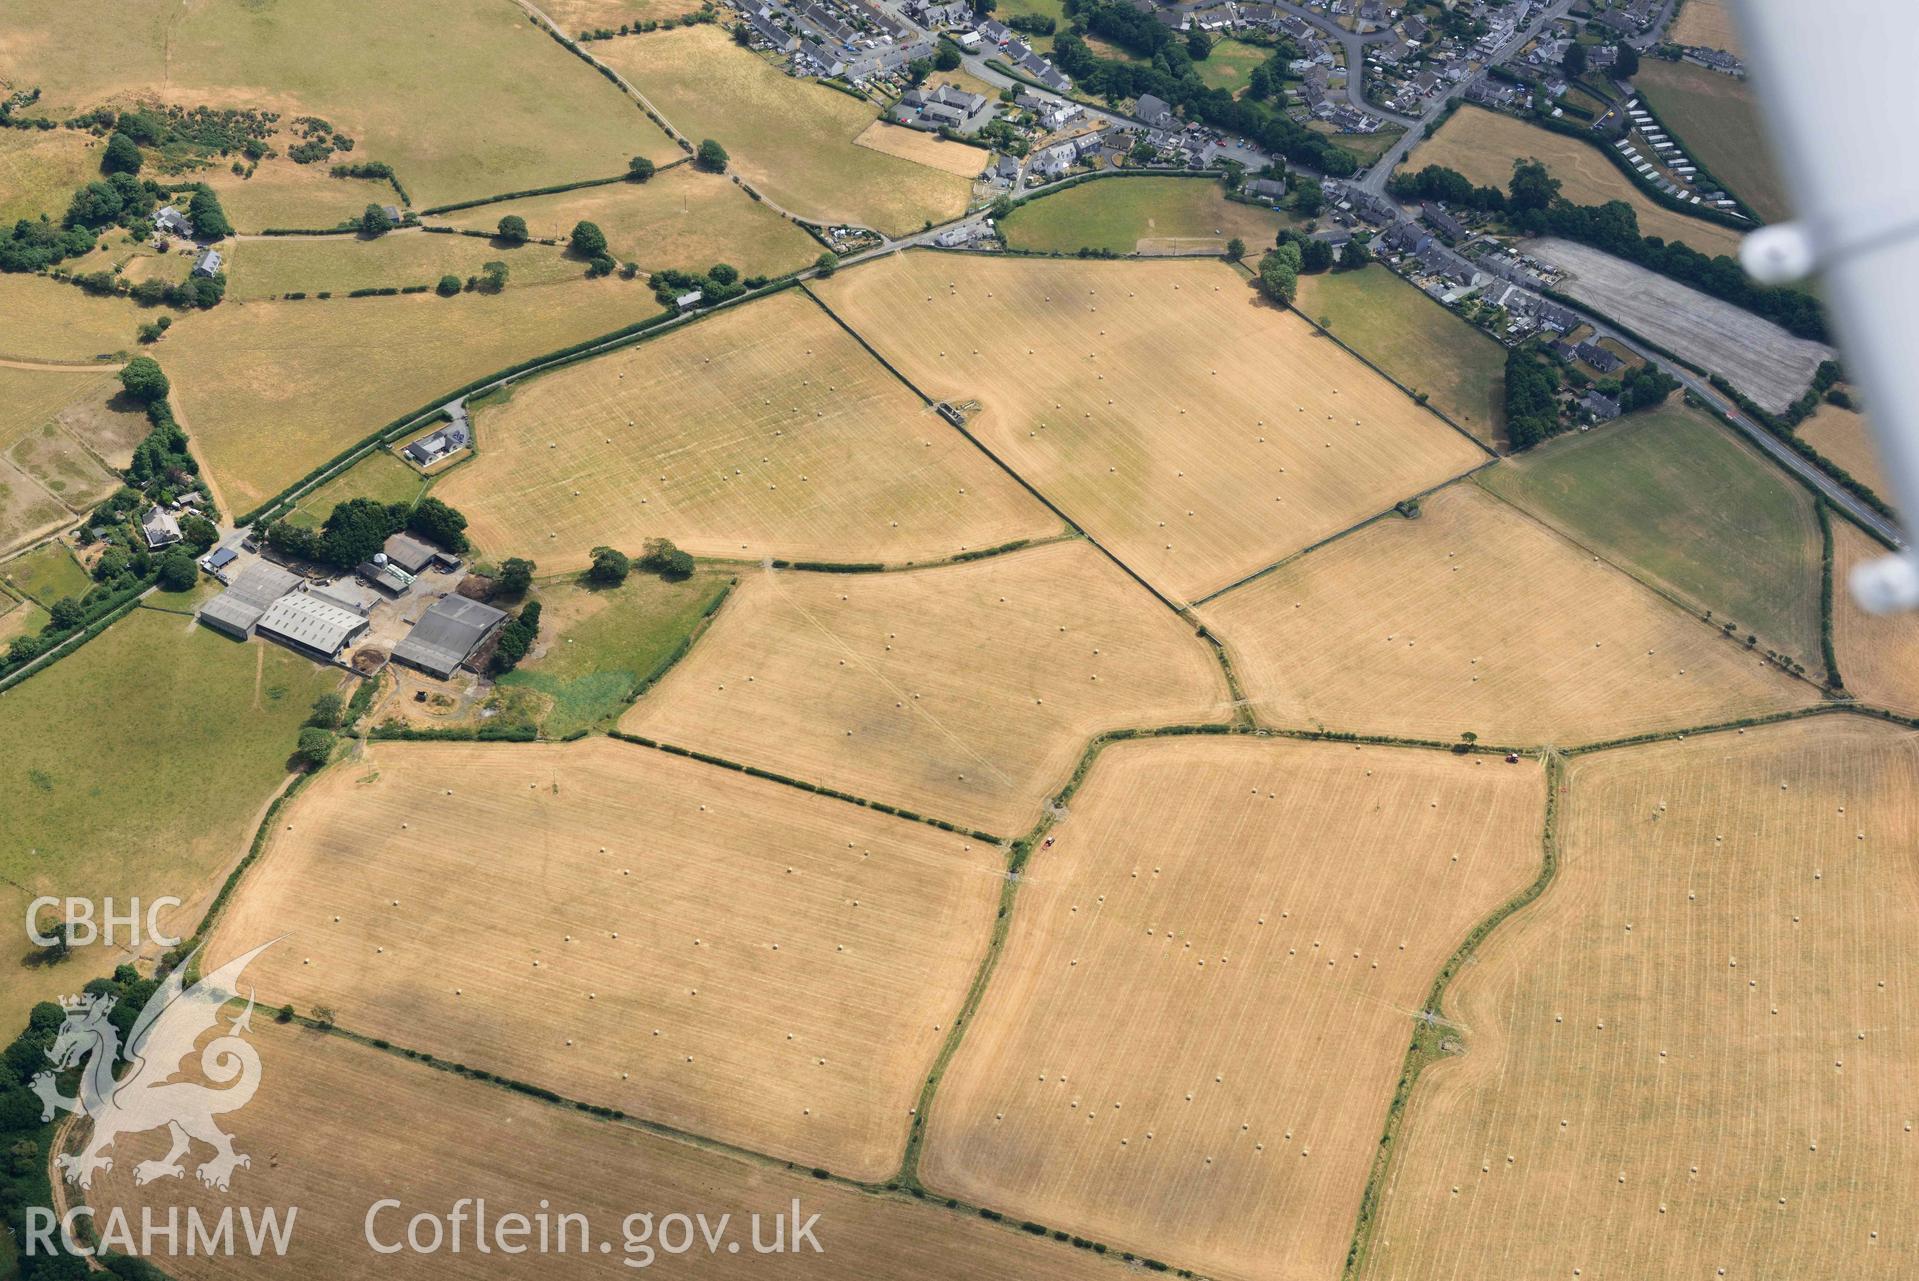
[1341,751,1562,1277]
[606,730,1004,843]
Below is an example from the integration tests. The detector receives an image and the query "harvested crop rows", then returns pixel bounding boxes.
[93,1022,1129,1280]
[621,541,1234,833]
[815,253,1488,603]
[921,736,1545,1281]
[207,737,1004,1179]
[437,289,1058,572]
[1524,236,1833,414]
[1201,483,1817,746]
[1363,716,1919,1281]
[162,279,656,516]
[852,121,992,177]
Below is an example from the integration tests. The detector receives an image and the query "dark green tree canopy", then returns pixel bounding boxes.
[570,220,608,257]
[119,356,170,403]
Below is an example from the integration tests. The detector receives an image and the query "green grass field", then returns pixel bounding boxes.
[0,602,337,1029]
[1479,401,1824,670]
[0,0,678,208]
[229,230,582,300]
[1636,58,1790,224]
[1,541,92,607]
[285,448,427,529]
[1193,38,1271,94]
[1002,176,1296,255]
[599,25,975,235]
[497,569,730,737]
[1294,264,1507,445]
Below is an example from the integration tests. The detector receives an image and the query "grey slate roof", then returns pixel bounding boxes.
[198,561,301,637]
[255,592,368,658]
[391,595,509,679]
[383,532,439,574]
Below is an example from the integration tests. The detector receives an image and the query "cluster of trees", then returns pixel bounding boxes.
[639,537,694,580]
[696,139,728,173]
[585,537,693,587]
[1386,163,1506,212]
[649,262,764,308]
[1615,363,1679,412]
[1503,344,1564,450]
[0,972,177,1278]
[568,219,621,276]
[490,600,543,674]
[495,557,535,597]
[266,496,468,571]
[1255,230,1338,305]
[589,545,631,585]
[1045,3,1357,176]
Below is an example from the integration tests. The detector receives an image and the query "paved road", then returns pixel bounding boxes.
[1266,0,1418,126]
[1549,297,1904,546]
[1355,0,1579,193]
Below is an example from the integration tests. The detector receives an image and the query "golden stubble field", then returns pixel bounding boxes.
[1800,401,1889,500]
[1362,716,1919,1281]
[598,26,975,235]
[919,736,1545,1281]
[435,163,820,279]
[205,737,1004,1180]
[162,280,658,516]
[621,541,1234,834]
[437,289,1059,571]
[1201,484,1818,746]
[0,273,149,363]
[0,0,678,208]
[1832,520,1919,717]
[814,253,1488,604]
[91,1022,1131,1280]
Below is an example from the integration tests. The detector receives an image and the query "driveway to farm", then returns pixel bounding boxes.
[1355,0,1579,194]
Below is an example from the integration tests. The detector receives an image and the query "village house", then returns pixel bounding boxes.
[141,506,182,550]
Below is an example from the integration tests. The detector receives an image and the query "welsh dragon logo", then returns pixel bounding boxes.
[33,941,276,1192]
